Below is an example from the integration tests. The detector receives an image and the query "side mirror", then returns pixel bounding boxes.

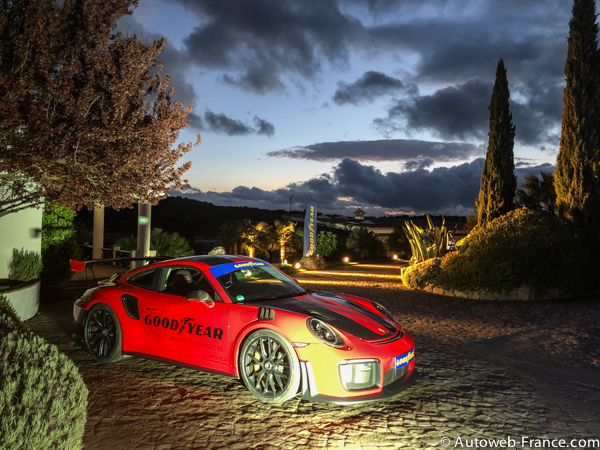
[186,290,214,307]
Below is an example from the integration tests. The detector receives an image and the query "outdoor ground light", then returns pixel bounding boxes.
[393,254,398,260]
[295,262,301,269]
[283,259,288,265]
[343,257,349,263]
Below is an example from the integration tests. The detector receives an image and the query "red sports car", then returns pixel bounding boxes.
[72,255,416,404]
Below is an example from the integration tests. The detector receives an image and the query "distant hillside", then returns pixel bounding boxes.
[74,196,293,239]
[74,195,468,240]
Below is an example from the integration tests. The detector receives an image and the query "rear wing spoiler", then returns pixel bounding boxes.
[70,257,171,283]
[69,257,170,272]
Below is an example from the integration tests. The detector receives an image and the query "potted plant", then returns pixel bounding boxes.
[0,248,42,321]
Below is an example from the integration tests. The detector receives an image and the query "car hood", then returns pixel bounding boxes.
[248,290,398,341]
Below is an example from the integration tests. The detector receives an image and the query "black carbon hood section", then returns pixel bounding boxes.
[249,295,396,341]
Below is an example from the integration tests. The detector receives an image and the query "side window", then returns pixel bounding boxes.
[159,266,221,301]
[127,269,157,290]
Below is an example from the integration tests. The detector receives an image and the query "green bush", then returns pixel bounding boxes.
[114,228,194,258]
[0,295,26,336]
[42,204,76,251]
[315,231,338,258]
[0,298,88,450]
[41,203,80,286]
[7,249,43,282]
[401,258,442,289]
[436,208,583,295]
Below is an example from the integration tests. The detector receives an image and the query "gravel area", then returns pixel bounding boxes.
[26,263,600,449]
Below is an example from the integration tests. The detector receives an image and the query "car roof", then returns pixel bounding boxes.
[167,255,267,267]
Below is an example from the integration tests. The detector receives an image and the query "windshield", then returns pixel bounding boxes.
[214,265,306,303]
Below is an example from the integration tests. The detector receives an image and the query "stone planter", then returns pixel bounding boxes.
[0,279,40,321]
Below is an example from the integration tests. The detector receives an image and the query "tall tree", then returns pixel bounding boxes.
[477,59,517,228]
[0,0,199,217]
[555,0,600,230]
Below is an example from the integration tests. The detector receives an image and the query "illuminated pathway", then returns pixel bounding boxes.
[27,262,600,449]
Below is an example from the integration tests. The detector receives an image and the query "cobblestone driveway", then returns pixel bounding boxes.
[28,264,600,449]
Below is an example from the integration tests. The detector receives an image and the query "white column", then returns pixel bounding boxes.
[92,204,105,260]
[137,203,151,261]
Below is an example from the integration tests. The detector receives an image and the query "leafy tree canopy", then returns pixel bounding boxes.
[0,0,199,217]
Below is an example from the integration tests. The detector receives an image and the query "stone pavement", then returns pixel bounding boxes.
[26,263,600,449]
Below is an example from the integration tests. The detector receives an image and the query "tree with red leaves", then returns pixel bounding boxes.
[0,0,199,217]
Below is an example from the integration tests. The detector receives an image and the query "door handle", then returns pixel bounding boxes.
[146,308,161,313]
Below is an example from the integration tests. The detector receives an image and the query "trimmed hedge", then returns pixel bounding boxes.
[0,295,88,450]
[436,208,584,296]
[401,258,442,290]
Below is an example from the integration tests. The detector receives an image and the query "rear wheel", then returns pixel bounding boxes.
[83,304,123,363]
[239,330,301,403]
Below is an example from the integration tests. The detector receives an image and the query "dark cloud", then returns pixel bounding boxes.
[403,158,434,171]
[268,139,483,162]
[375,78,492,140]
[376,77,563,148]
[175,0,363,93]
[191,111,275,136]
[254,116,275,136]
[203,111,255,135]
[333,71,413,105]
[178,158,556,215]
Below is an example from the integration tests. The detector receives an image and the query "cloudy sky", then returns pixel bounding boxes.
[119,0,571,216]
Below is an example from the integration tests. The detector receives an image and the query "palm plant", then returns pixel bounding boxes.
[274,220,296,262]
[217,221,243,254]
[516,171,556,213]
[346,227,384,259]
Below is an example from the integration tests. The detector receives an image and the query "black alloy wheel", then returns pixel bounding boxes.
[83,304,123,363]
[239,330,301,403]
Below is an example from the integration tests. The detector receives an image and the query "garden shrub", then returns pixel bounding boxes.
[0,296,88,450]
[41,204,80,286]
[114,228,194,257]
[7,249,43,282]
[0,295,26,336]
[436,208,583,296]
[401,258,442,290]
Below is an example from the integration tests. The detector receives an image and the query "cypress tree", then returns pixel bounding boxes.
[555,0,600,230]
[477,59,517,228]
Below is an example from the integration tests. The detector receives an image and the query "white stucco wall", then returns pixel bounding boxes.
[0,206,43,279]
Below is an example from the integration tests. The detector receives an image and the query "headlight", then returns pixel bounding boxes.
[306,318,345,348]
[371,301,396,322]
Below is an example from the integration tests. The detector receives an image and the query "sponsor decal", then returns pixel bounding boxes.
[209,261,266,278]
[144,314,224,340]
[395,348,415,369]
[303,204,317,257]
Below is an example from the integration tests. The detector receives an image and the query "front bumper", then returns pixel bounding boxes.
[299,359,418,405]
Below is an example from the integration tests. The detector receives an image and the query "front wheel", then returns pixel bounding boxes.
[83,304,123,363]
[239,330,301,403]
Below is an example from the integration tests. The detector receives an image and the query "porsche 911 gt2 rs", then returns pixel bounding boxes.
[72,255,416,404]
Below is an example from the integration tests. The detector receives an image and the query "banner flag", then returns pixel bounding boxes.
[303,204,317,257]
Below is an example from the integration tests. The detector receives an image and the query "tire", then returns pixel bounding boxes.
[239,329,301,403]
[83,304,123,363]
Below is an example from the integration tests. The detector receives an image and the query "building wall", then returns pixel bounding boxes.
[0,207,43,279]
